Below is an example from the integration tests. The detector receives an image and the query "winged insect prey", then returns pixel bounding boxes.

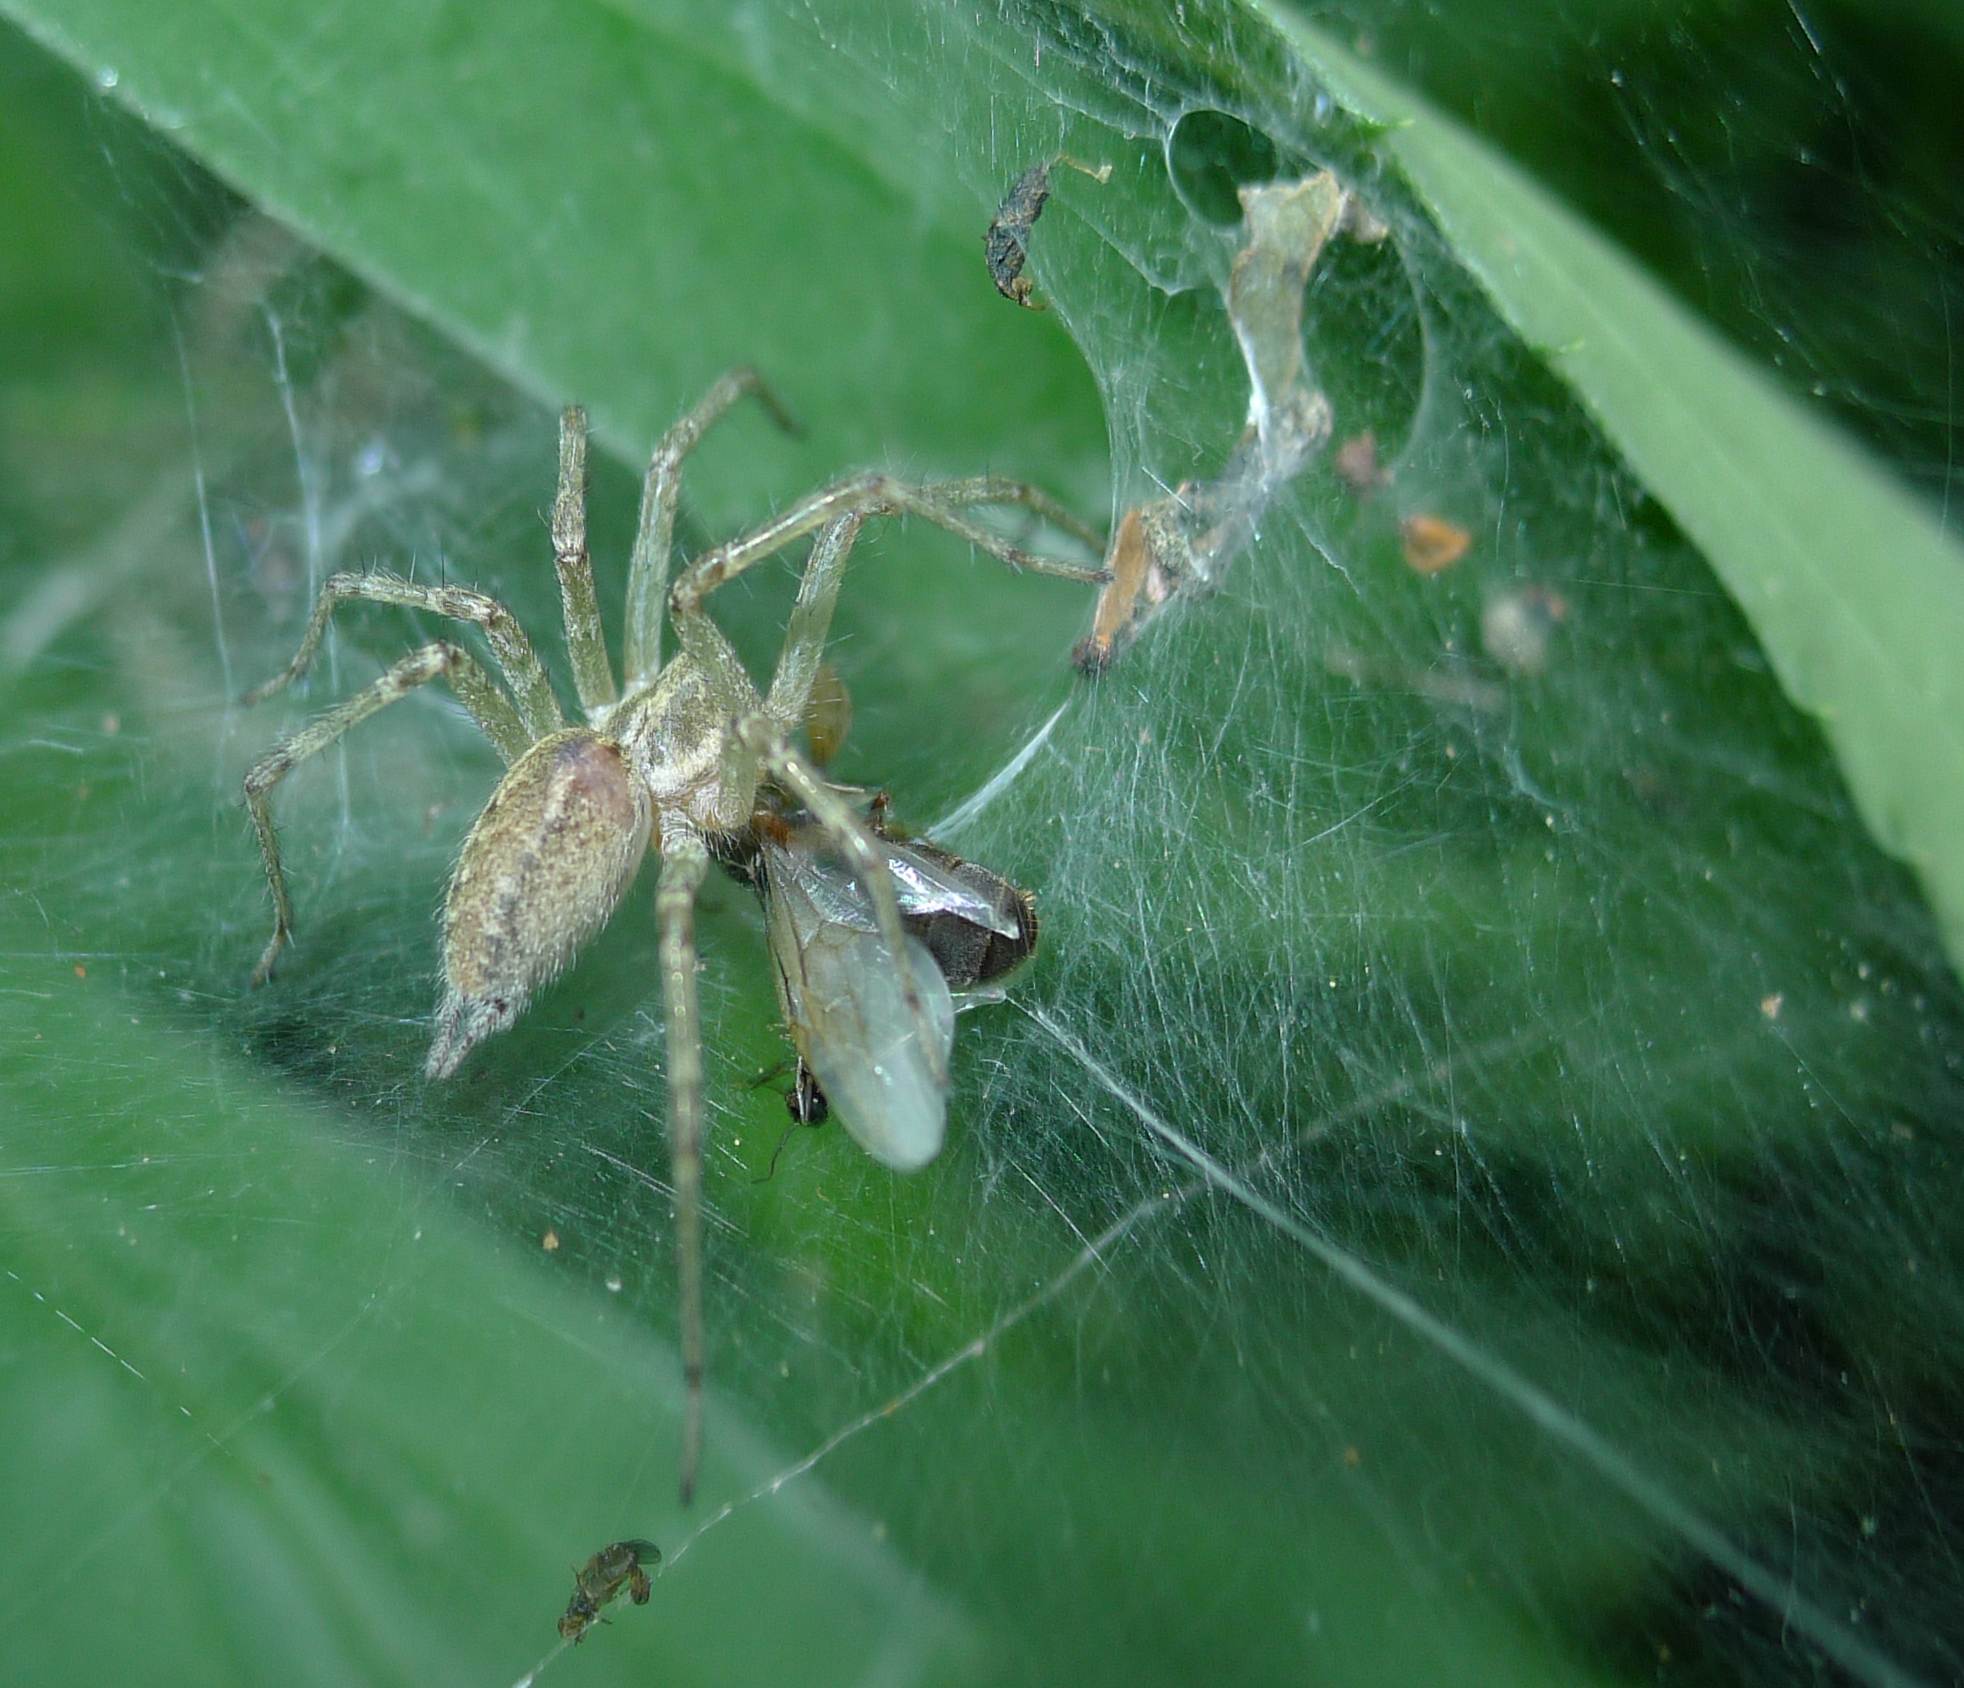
[557,1538,660,1645]
[985,153,1113,308]
[864,792,1039,997]
[717,783,1039,1172]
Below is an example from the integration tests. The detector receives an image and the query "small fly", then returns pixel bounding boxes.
[557,1538,660,1645]
[728,786,1037,1170]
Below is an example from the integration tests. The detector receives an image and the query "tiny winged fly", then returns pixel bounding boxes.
[723,785,1038,1171]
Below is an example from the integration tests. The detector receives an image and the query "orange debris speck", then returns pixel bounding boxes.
[1400,513,1471,574]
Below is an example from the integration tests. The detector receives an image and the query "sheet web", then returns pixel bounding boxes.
[1,4,1960,1685]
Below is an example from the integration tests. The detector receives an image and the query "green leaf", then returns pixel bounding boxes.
[1,5,1960,1687]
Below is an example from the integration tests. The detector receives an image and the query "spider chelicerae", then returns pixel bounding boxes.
[239,370,1104,1502]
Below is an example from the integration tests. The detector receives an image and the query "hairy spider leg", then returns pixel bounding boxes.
[732,506,957,1081]
[242,642,528,984]
[652,516,873,1507]
[620,369,801,689]
[669,483,1085,1103]
[667,470,1109,623]
[655,830,712,1504]
[762,510,862,735]
[670,505,953,1102]
[330,386,791,1504]
[240,571,564,740]
[667,499,1040,1505]
[550,406,616,716]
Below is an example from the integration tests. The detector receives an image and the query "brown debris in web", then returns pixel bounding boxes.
[1076,172,1356,673]
[1399,512,1473,575]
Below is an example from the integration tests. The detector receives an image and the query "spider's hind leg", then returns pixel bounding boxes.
[242,641,528,987]
[242,571,564,740]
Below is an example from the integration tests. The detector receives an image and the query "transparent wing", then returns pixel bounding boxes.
[794,834,1021,938]
[763,840,955,1172]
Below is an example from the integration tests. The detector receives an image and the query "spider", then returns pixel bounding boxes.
[239,370,1104,1503]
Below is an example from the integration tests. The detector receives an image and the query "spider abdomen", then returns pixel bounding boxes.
[426,729,651,1079]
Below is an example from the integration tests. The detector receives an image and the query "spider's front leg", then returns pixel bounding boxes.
[425,728,652,1078]
[621,369,801,689]
[667,471,1108,629]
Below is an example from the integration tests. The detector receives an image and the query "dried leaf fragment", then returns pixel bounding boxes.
[1073,508,1168,673]
[1228,172,1345,479]
[1078,171,1361,670]
[1399,513,1472,575]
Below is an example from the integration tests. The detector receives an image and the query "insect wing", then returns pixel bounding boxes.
[885,843,1025,939]
[792,835,1019,939]
[763,841,955,1172]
